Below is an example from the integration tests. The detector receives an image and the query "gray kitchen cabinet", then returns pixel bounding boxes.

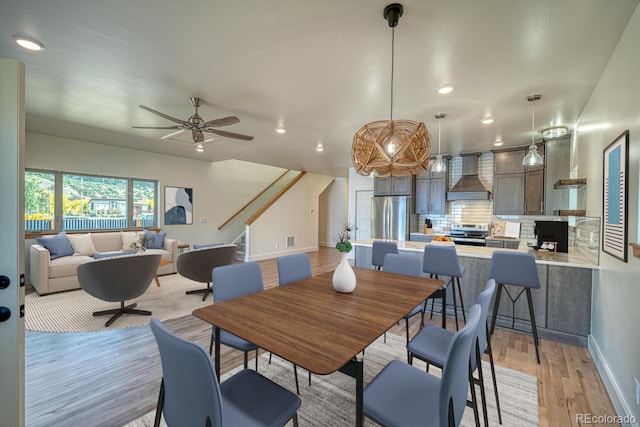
[485,238,521,249]
[374,176,411,196]
[524,168,545,215]
[414,157,447,214]
[493,173,525,215]
[493,149,525,174]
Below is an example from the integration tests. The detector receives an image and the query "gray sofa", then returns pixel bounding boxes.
[30,231,178,295]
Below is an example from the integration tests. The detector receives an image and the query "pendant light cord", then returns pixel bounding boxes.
[531,98,535,145]
[438,117,441,153]
[390,26,395,121]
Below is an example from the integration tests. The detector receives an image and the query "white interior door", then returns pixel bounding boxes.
[0,59,26,426]
[355,190,373,240]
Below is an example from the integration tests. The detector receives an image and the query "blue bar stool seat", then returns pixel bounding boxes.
[488,251,541,364]
[371,241,399,270]
[422,245,466,330]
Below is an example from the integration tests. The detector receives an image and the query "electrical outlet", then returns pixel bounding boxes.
[275,243,279,248]
[635,378,640,405]
[199,217,207,224]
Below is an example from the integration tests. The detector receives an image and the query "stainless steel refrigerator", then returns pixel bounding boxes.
[370,196,410,241]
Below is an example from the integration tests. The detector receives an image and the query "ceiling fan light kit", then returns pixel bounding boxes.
[352,3,431,177]
[133,97,254,150]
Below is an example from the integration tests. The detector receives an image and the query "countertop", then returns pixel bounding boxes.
[351,239,598,269]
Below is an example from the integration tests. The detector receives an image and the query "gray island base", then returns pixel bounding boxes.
[353,240,596,347]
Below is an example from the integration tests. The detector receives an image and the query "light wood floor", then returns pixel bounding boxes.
[25,247,617,426]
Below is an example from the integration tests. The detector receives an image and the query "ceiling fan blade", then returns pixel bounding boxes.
[204,128,254,141]
[132,125,182,129]
[139,105,188,126]
[192,130,205,143]
[200,116,240,128]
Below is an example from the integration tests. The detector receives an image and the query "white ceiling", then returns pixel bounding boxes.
[1,0,638,176]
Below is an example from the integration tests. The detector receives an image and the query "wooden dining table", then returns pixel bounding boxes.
[192,266,444,427]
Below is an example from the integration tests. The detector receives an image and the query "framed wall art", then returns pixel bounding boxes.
[164,186,193,225]
[602,130,629,262]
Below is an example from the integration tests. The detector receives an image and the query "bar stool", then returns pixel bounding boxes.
[371,241,398,270]
[488,251,541,364]
[422,245,466,330]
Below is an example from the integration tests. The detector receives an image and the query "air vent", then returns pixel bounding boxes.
[286,236,295,248]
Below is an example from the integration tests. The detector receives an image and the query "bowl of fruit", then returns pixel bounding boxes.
[430,235,455,246]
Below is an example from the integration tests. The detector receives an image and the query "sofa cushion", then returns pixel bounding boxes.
[67,233,97,256]
[120,231,143,251]
[36,231,74,260]
[144,230,167,249]
[92,250,137,260]
[49,254,94,278]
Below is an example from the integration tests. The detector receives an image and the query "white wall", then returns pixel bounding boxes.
[248,173,334,261]
[574,4,640,423]
[319,177,348,248]
[25,133,333,258]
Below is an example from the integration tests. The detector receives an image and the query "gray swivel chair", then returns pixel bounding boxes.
[488,251,541,363]
[363,304,482,427]
[382,253,428,355]
[408,279,502,427]
[77,254,161,327]
[371,240,399,270]
[177,244,237,301]
[150,318,301,427]
[423,244,466,330]
[209,262,263,371]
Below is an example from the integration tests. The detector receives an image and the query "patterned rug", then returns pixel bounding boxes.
[126,333,539,427]
[25,274,212,332]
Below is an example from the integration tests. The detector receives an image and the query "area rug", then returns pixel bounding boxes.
[25,274,211,332]
[126,333,539,427]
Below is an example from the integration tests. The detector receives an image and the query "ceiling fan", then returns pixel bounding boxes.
[133,97,254,145]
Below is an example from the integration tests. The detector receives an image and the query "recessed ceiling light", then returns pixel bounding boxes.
[276,127,286,134]
[315,143,324,152]
[11,34,45,51]
[438,86,453,94]
[493,140,504,147]
[481,117,495,125]
[195,143,204,152]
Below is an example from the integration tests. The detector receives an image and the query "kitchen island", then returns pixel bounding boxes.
[352,239,597,346]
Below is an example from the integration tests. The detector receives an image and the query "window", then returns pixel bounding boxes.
[25,169,158,233]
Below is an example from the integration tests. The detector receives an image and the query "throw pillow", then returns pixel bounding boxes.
[193,243,224,249]
[67,233,97,256]
[35,231,74,260]
[120,231,142,251]
[92,250,137,260]
[143,230,166,249]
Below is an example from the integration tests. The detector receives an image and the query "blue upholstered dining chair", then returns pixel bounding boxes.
[423,244,466,330]
[363,304,482,427]
[371,240,399,270]
[150,318,301,427]
[488,251,541,364]
[407,279,502,427]
[382,253,428,354]
[208,262,263,371]
[275,253,313,394]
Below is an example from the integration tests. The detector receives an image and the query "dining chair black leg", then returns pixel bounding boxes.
[255,349,259,371]
[526,288,541,364]
[485,324,503,424]
[243,351,248,369]
[154,378,164,427]
[268,351,272,364]
[308,371,312,386]
[468,364,480,427]
[475,345,489,427]
[293,363,300,395]
[292,413,299,427]
[451,280,460,331]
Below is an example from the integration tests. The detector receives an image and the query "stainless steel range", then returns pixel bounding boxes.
[447,223,489,246]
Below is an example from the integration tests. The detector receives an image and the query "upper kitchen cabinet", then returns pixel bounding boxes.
[493,144,545,215]
[415,157,448,214]
[373,175,412,196]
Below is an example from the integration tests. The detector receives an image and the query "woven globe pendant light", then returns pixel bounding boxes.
[352,3,431,177]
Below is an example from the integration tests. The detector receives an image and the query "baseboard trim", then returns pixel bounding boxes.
[588,335,639,427]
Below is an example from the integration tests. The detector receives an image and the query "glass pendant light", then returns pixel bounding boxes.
[522,94,543,166]
[432,113,447,173]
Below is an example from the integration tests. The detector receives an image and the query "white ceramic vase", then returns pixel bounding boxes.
[332,252,356,293]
